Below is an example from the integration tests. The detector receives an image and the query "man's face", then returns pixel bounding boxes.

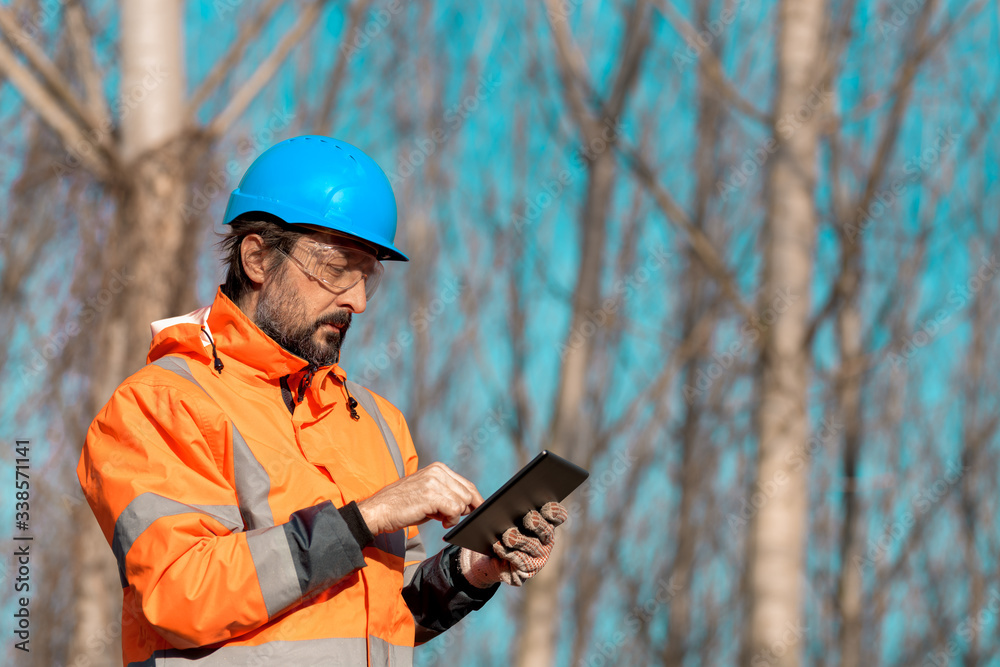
[252,232,371,367]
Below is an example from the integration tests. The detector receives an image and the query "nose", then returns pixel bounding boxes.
[336,279,367,313]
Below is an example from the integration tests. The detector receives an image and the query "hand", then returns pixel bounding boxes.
[459,501,569,588]
[357,462,484,536]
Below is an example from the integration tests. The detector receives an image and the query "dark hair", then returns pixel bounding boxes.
[218,214,306,306]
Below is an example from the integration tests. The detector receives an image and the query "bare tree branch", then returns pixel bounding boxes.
[205,0,329,139]
[542,3,753,321]
[0,38,109,178]
[653,0,770,123]
[316,0,374,130]
[621,140,754,320]
[0,6,107,144]
[65,0,109,129]
[541,0,605,142]
[185,0,284,119]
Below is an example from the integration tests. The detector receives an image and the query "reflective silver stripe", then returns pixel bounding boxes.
[346,381,405,478]
[403,534,426,587]
[370,635,388,666]
[369,635,414,667]
[151,356,274,530]
[347,383,411,562]
[112,492,243,587]
[232,426,274,529]
[347,382,425,578]
[126,636,376,666]
[372,529,406,559]
[245,525,301,618]
[391,641,413,666]
[151,356,203,391]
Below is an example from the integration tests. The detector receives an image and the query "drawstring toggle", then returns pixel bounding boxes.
[201,327,224,374]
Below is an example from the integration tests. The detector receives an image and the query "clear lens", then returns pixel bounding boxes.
[278,240,384,299]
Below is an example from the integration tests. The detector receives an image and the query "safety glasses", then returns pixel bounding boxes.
[276,239,384,300]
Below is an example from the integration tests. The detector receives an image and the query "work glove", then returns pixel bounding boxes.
[459,501,569,588]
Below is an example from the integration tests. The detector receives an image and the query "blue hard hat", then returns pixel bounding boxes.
[223,135,408,261]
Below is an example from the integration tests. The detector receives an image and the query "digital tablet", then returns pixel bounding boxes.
[443,450,589,555]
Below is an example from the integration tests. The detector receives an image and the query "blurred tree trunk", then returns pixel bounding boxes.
[71,2,189,665]
[744,0,825,664]
[834,238,863,667]
[958,241,992,667]
[663,21,723,662]
[0,0,334,661]
[826,4,943,659]
[514,4,651,666]
[512,103,615,667]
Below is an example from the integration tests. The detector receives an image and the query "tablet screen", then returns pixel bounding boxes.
[443,450,589,555]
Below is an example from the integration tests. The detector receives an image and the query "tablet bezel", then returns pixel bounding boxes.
[442,450,589,555]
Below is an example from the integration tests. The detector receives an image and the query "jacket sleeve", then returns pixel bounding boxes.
[77,378,369,649]
[382,403,499,642]
[403,543,499,642]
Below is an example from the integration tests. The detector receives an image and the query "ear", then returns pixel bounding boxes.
[240,234,269,286]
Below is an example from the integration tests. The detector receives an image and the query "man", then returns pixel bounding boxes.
[77,135,567,666]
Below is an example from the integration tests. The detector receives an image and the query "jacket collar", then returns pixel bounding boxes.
[149,287,346,391]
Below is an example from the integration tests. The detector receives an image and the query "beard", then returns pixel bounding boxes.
[253,266,352,367]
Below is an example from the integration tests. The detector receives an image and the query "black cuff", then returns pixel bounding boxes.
[402,544,499,635]
[281,500,367,598]
[338,501,375,549]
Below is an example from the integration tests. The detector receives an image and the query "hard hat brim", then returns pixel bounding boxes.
[224,193,409,262]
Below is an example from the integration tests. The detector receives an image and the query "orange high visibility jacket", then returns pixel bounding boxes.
[77,288,496,666]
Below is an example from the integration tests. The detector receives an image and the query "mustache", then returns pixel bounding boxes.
[315,310,352,330]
